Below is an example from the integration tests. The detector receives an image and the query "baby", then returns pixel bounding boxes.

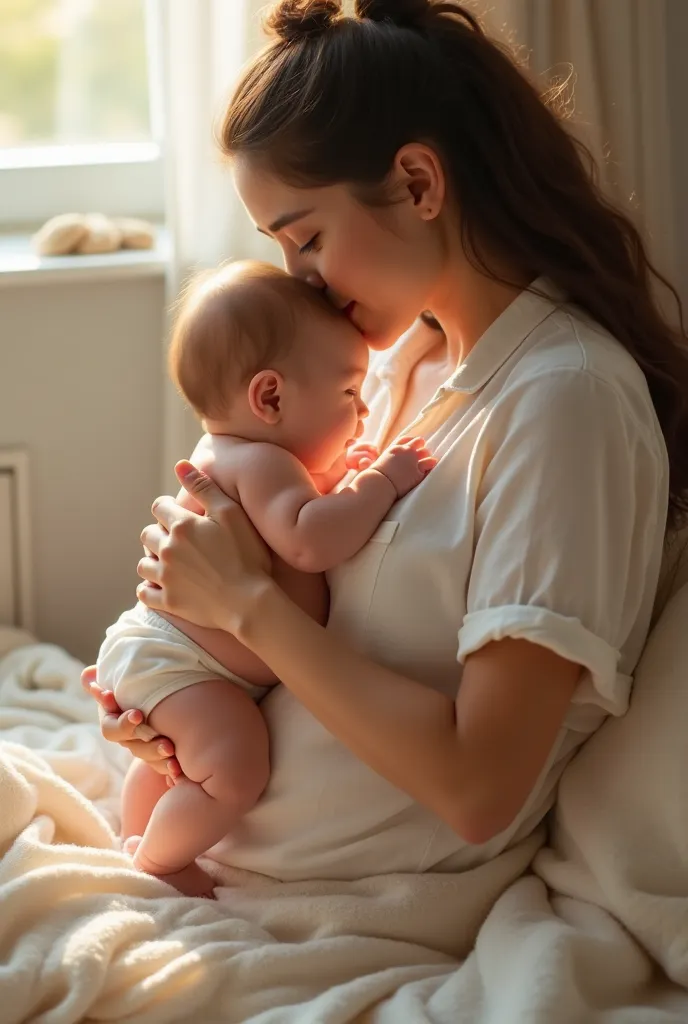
[98,261,434,897]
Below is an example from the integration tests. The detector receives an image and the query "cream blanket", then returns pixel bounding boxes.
[1,581,688,1024]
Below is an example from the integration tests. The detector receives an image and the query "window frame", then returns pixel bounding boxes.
[0,0,165,231]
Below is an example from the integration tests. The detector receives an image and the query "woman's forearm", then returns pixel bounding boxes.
[232,581,468,832]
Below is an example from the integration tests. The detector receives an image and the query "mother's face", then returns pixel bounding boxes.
[233,149,447,351]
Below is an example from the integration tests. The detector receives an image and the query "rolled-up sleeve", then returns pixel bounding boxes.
[457,368,666,717]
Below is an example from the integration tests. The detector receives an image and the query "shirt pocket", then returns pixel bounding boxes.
[327,520,400,637]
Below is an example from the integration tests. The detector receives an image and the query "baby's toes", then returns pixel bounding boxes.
[123,835,143,856]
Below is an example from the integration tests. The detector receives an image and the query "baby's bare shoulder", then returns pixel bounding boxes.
[188,434,250,497]
[236,441,304,481]
[195,435,300,483]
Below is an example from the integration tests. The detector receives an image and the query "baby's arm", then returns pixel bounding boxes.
[237,439,434,573]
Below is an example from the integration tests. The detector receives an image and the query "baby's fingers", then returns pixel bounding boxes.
[419,456,437,473]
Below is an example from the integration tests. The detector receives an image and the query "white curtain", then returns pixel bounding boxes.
[159,0,275,482]
[485,0,678,288]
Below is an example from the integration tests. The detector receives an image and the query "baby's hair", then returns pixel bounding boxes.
[169,260,338,420]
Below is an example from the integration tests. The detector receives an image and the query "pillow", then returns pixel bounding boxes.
[535,579,688,986]
[651,523,688,625]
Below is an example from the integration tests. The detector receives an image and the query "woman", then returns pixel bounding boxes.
[84,0,688,881]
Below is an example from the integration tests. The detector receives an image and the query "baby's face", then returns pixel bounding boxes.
[281,308,370,474]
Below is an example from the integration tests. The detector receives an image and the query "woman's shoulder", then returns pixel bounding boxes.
[506,299,662,442]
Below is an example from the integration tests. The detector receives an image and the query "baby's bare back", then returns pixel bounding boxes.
[163,434,329,686]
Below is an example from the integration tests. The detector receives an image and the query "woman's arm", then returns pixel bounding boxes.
[229,583,579,843]
[138,463,580,843]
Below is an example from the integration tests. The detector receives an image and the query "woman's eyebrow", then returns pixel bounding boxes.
[257,208,315,236]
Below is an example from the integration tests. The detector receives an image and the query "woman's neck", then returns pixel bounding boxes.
[430,256,532,369]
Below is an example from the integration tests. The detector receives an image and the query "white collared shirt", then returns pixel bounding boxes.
[216,280,669,881]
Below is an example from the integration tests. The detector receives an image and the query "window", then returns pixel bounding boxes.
[0,0,164,229]
[0,0,153,148]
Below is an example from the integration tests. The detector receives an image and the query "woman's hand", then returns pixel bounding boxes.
[137,461,272,633]
[80,666,182,783]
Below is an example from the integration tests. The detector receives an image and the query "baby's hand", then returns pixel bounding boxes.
[372,437,436,498]
[346,443,380,472]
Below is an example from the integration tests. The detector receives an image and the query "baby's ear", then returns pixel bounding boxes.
[248,369,283,424]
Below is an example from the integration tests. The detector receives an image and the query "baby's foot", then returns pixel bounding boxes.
[123,834,142,856]
[125,835,216,899]
[145,861,217,899]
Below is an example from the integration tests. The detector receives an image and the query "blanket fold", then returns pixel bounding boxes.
[1,619,687,1024]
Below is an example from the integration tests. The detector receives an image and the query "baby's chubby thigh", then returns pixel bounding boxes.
[147,679,271,813]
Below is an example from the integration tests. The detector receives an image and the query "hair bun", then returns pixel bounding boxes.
[355,0,428,27]
[265,0,342,42]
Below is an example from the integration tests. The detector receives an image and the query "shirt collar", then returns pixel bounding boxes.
[369,317,443,384]
[446,276,564,394]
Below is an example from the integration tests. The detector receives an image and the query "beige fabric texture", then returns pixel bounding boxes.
[0,566,687,1021]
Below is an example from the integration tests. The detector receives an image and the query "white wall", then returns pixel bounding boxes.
[0,274,166,663]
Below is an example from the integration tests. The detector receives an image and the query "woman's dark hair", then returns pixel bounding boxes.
[220,0,688,531]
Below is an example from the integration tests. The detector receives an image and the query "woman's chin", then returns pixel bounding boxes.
[362,313,421,351]
[364,330,403,351]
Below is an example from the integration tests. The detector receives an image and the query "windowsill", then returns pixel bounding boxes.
[0,228,170,287]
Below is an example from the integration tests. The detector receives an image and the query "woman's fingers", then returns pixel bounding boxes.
[122,743,174,774]
[165,758,183,786]
[140,523,166,556]
[150,495,191,532]
[137,581,165,611]
[100,708,145,744]
[173,462,231,517]
[81,665,177,771]
[80,665,97,693]
[95,688,122,717]
[81,668,124,716]
[137,555,162,585]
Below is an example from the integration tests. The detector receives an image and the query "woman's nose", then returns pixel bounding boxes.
[283,251,326,288]
[304,270,326,289]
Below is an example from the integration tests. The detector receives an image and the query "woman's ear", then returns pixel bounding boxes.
[393,143,445,221]
[248,370,284,424]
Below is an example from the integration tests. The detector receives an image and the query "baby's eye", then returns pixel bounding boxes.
[345,388,358,397]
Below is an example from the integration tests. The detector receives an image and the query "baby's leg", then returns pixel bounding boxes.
[132,679,270,896]
[121,759,169,840]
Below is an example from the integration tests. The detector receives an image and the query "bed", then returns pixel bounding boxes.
[1,534,688,1023]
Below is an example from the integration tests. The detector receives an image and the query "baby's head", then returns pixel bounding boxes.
[169,260,369,473]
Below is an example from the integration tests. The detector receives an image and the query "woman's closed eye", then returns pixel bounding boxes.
[299,233,321,256]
